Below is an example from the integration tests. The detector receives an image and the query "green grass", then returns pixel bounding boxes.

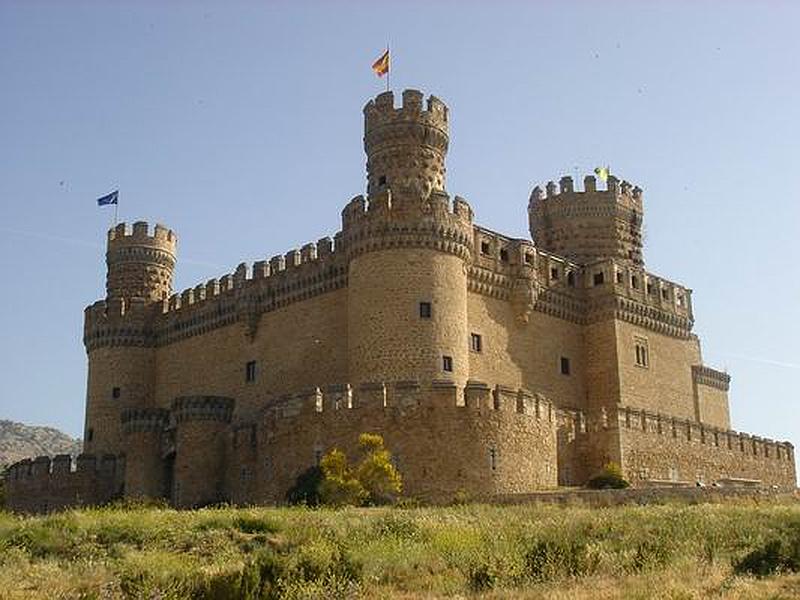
[0,498,799,599]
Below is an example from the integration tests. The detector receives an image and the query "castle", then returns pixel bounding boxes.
[5,89,796,512]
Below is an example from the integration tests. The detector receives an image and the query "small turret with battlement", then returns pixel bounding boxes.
[106,221,177,304]
[363,89,449,203]
[528,174,644,266]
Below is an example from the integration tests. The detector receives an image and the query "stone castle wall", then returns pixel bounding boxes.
[5,454,124,513]
[228,381,558,505]
[4,88,795,513]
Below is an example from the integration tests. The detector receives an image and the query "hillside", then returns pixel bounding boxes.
[0,420,82,466]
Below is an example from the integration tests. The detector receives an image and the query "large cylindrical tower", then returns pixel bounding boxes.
[83,221,177,456]
[345,90,473,388]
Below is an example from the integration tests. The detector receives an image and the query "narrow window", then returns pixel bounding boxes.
[594,272,605,286]
[560,356,571,376]
[499,248,509,262]
[647,282,654,295]
[87,428,94,442]
[489,447,497,472]
[442,355,453,372]
[470,333,482,353]
[524,253,534,265]
[634,338,649,368]
[111,387,121,399]
[419,301,432,319]
[550,267,559,280]
[480,241,490,255]
[245,360,257,382]
[615,271,623,284]
[661,288,669,300]
[567,271,575,287]
[378,175,387,186]
[631,275,639,289]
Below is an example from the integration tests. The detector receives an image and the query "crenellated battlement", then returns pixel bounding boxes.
[105,221,177,304]
[4,453,125,513]
[108,221,177,251]
[339,189,474,262]
[363,89,448,138]
[529,175,643,207]
[529,174,645,267]
[260,380,557,425]
[569,405,797,488]
[363,89,450,199]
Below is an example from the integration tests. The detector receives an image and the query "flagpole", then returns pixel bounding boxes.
[386,42,390,92]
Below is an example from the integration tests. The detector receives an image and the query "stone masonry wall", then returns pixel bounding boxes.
[229,381,558,504]
[5,454,124,513]
[611,406,795,488]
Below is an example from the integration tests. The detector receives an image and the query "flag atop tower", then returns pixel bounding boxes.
[372,49,390,77]
[97,190,119,206]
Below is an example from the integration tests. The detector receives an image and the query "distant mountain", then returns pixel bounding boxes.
[0,420,82,467]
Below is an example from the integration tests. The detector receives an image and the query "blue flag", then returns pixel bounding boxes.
[97,190,119,206]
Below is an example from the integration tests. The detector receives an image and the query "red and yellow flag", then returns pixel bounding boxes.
[372,49,390,77]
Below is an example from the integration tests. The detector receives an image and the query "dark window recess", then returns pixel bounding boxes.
[378,175,387,186]
[661,288,670,300]
[560,356,571,376]
[419,301,432,319]
[631,276,639,289]
[567,271,575,287]
[499,248,509,262]
[245,360,257,382]
[481,241,490,254]
[87,428,94,442]
[615,271,623,284]
[647,282,654,295]
[594,272,605,286]
[470,333,482,352]
[442,355,453,372]
[111,387,121,399]
[489,447,497,471]
[550,267,559,280]
[524,253,533,265]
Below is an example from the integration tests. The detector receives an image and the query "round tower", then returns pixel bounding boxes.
[345,90,473,388]
[171,396,234,508]
[528,175,644,266]
[364,89,449,202]
[106,221,177,303]
[83,221,177,457]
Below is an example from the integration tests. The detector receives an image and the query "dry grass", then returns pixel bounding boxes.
[0,498,798,599]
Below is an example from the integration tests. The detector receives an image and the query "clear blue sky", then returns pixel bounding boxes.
[1,2,798,456]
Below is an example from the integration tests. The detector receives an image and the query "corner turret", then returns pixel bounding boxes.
[106,221,177,303]
[528,175,644,266]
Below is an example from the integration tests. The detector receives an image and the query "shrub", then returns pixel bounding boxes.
[317,433,402,507]
[586,462,630,489]
[286,466,323,506]
[734,536,800,577]
[354,433,402,505]
[524,539,591,582]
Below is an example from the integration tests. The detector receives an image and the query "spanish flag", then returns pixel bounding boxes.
[372,49,390,77]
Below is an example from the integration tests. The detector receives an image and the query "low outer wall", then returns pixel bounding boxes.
[233,381,558,504]
[612,406,796,489]
[4,454,125,513]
